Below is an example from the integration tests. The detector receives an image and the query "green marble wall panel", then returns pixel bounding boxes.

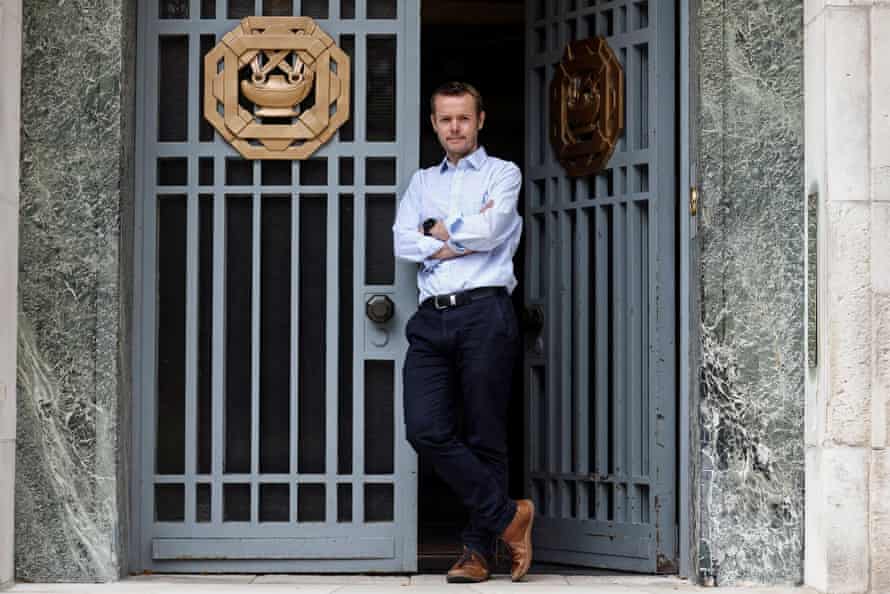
[695,0,805,585]
[15,0,135,581]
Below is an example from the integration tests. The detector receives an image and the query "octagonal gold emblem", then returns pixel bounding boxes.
[550,37,624,177]
[204,17,350,160]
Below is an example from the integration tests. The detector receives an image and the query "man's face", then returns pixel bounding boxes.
[430,93,485,161]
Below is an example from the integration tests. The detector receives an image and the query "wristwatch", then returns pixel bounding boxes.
[422,218,437,236]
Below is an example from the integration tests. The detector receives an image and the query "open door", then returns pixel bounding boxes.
[523,0,678,573]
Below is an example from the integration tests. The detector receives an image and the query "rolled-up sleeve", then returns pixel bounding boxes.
[445,162,522,252]
[393,171,445,263]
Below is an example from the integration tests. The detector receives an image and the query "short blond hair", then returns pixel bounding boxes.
[430,81,484,115]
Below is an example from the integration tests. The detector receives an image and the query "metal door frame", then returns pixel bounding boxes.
[129,0,421,573]
[678,0,694,580]
[125,0,693,575]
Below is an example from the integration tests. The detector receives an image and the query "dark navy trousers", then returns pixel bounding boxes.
[403,291,520,560]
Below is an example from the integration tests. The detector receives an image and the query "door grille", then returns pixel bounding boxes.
[524,0,677,572]
[135,0,420,572]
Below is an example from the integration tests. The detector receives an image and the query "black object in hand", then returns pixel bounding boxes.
[422,218,437,236]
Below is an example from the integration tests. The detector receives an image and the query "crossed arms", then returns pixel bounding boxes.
[391,163,522,265]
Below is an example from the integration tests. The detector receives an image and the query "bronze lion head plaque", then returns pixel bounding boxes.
[550,37,624,177]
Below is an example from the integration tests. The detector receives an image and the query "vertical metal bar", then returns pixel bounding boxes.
[184,194,199,524]
[546,208,559,517]
[626,200,641,522]
[141,192,159,562]
[183,31,201,526]
[541,64,552,169]
[653,0,678,565]
[641,203,650,477]
[349,12,366,527]
[560,208,572,478]
[624,41,638,153]
[211,191,225,525]
[289,192,300,522]
[187,32,199,145]
[611,202,626,523]
[679,0,693,575]
[353,153,366,524]
[132,0,150,566]
[639,39,650,152]
[325,178,340,525]
[250,193,261,524]
[396,0,421,568]
[354,26,367,143]
[574,207,590,514]
[594,205,609,520]
[527,33,540,167]
[211,0,228,531]
[559,207,573,518]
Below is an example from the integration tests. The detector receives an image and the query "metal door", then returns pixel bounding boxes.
[523,0,678,572]
[133,0,420,572]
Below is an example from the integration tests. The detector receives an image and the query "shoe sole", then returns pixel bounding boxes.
[511,499,536,582]
[446,575,489,584]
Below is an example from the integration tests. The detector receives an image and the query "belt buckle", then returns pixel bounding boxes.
[434,293,458,310]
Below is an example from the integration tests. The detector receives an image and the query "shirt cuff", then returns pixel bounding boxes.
[446,238,467,254]
[418,235,444,259]
[421,258,441,272]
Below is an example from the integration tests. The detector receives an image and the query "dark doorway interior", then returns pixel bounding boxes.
[418,0,526,573]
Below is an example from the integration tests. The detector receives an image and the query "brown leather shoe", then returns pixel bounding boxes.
[446,546,490,583]
[500,499,535,581]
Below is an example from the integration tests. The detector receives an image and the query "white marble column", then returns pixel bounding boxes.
[804,2,890,592]
[0,0,22,589]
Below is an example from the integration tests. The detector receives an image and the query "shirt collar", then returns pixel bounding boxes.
[439,145,488,173]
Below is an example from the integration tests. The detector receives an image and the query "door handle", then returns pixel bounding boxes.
[366,294,395,324]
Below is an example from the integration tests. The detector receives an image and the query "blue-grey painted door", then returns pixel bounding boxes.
[133,0,421,573]
[524,0,678,572]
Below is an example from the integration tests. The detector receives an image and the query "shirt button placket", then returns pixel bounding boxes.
[450,169,462,222]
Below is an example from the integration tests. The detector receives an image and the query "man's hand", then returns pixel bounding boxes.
[430,244,475,260]
[421,201,491,244]
[430,244,459,260]
[429,220,450,241]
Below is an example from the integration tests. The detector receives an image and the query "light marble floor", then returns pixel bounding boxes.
[5,574,818,594]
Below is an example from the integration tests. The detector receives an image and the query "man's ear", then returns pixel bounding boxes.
[430,113,437,130]
[478,110,486,131]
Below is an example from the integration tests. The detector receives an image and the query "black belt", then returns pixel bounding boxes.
[421,286,506,310]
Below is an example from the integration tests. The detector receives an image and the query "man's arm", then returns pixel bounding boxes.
[428,243,462,260]
[437,162,522,253]
[392,172,447,263]
[426,200,493,254]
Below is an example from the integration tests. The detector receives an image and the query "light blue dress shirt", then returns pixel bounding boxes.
[392,146,523,303]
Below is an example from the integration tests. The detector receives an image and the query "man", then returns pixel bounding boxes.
[392,81,534,584]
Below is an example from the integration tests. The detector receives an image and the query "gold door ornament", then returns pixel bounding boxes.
[203,17,350,160]
[550,37,624,177]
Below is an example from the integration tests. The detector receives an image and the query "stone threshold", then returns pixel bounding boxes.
[5,574,817,593]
